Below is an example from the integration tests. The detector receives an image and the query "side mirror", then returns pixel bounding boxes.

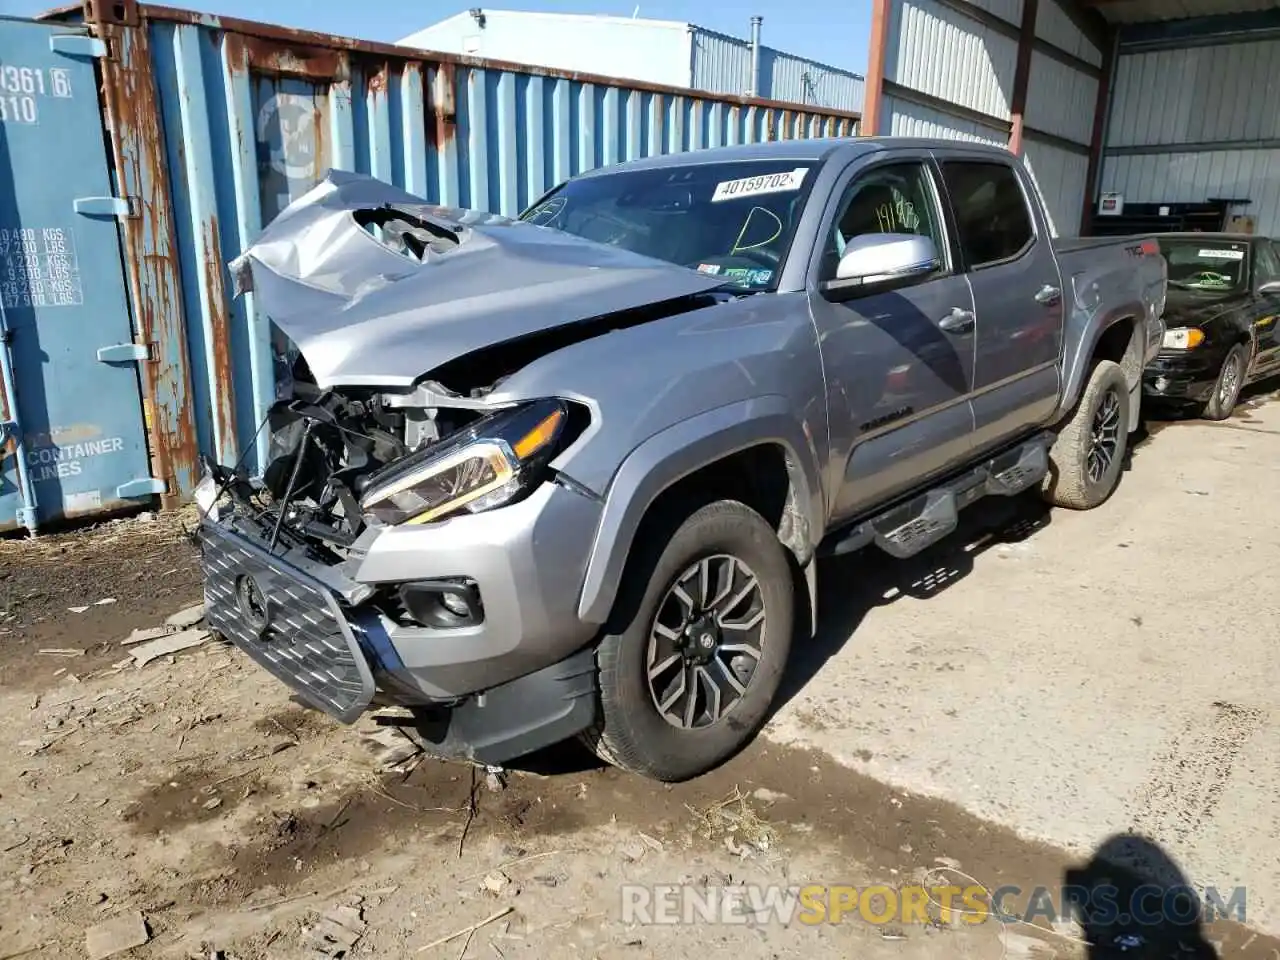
[820,233,941,301]
[1258,280,1280,296]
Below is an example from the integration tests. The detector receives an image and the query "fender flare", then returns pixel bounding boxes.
[575,396,823,625]
[1057,301,1146,420]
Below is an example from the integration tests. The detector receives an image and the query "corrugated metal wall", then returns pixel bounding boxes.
[873,0,1104,234]
[64,4,859,503]
[689,27,865,110]
[1022,137,1090,234]
[1100,36,1280,233]
[882,0,1017,139]
[764,47,866,112]
[1105,41,1280,147]
[882,96,1006,143]
[1021,0,1100,234]
[1034,0,1103,67]
[399,12,693,90]
[400,12,865,113]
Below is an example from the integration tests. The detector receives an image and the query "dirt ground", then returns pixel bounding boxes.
[3,395,1280,959]
[770,382,1280,944]
[0,508,203,690]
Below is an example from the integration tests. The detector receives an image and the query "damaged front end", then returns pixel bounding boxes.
[197,169,726,763]
[197,367,593,756]
[203,362,575,560]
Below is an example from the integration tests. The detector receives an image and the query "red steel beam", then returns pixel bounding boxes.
[862,0,892,136]
[1008,0,1040,155]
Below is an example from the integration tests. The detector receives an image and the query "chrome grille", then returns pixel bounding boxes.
[201,522,374,723]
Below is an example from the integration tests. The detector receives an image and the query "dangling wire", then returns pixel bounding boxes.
[269,419,314,553]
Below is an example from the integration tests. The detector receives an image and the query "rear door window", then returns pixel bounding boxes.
[940,161,1034,269]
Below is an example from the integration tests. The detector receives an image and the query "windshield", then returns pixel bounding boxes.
[1159,239,1250,292]
[519,160,820,291]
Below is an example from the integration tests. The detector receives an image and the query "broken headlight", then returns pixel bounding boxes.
[359,398,568,525]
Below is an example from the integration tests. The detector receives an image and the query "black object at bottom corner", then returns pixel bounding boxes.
[411,646,598,766]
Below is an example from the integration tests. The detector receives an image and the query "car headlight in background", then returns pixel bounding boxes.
[360,398,570,526]
[1162,327,1204,350]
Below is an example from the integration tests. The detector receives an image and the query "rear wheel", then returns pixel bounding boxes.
[1041,359,1129,510]
[582,500,794,781]
[1201,344,1247,421]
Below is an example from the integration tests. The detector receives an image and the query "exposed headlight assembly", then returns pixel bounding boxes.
[360,398,569,526]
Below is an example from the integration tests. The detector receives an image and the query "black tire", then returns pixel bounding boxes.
[1041,359,1129,510]
[581,499,794,782]
[1201,344,1248,421]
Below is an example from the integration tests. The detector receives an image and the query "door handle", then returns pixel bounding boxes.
[938,307,975,334]
[1035,284,1061,305]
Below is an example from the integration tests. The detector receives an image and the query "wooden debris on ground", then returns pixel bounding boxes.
[131,629,211,668]
[120,626,168,647]
[84,910,150,960]
[165,603,206,630]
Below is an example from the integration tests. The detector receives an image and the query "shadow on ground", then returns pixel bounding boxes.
[774,487,1052,715]
[1067,833,1219,959]
[773,407,1168,717]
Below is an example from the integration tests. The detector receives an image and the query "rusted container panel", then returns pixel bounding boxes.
[0,16,164,533]
[55,3,859,490]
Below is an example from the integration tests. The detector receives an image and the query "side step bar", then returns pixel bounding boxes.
[826,432,1053,560]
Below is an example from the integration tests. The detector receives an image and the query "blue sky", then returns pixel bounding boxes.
[8,0,872,75]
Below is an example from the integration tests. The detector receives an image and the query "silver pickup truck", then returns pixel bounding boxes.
[200,138,1166,782]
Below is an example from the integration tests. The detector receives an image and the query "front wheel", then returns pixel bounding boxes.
[582,500,794,781]
[1041,359,1130,510]
[1201,344,1247,421]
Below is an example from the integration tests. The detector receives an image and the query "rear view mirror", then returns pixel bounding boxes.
[820,233,940,301]
[1258,280,1280,295]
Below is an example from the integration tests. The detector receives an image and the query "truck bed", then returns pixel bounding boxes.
[1053,234,1152,254]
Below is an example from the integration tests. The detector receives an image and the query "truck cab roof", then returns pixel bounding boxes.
[573,136,1022,179]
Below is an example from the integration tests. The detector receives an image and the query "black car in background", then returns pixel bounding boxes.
[1144,233,1280,419]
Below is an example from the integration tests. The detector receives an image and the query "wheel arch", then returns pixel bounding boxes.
[1058,306,1145,424]
[576,397,823,626]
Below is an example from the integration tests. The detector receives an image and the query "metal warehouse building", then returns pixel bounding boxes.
[861,0,1280,238]
[398,9,865,111]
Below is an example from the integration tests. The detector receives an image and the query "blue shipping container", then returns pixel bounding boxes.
[0,16,158,533]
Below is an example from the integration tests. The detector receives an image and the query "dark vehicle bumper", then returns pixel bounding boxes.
[1142,352,1222,403]
[199,518,598,765]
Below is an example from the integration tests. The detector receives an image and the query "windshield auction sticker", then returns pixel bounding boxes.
[711,167,809,203]
[1198,248,1245,260]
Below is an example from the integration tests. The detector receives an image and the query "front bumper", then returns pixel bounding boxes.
[199,480,606,764]
[1142,351,1221,403]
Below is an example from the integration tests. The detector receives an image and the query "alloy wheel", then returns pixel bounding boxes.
[645,554,766,729]
[1087,389,1122,485]
[1219,352,1243,409]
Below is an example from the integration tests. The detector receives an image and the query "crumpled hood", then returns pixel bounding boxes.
[230,169,728,389]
